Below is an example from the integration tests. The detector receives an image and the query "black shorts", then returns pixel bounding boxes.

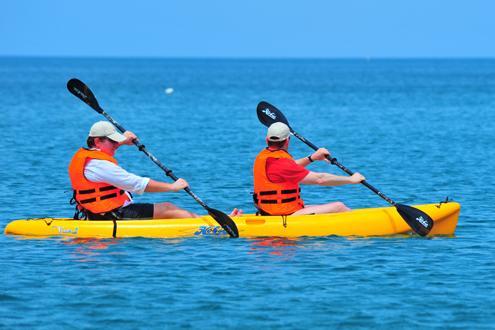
[86,203,154,220]
[114,203,154,219]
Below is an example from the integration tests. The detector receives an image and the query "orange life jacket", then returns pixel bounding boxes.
[68,148,129,214]
[253,148,304,215]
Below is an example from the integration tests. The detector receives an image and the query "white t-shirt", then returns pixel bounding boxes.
[84,159,150,206]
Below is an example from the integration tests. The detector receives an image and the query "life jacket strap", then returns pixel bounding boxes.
[253,188,301,204]
[79,190,125,204]
[71,190,88,220]
[77,185,118,195]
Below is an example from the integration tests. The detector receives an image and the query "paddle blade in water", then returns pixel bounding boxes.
[67,78,103,113]
[395,204,434,236]
[207,207,239,238]
[257,101,291,128]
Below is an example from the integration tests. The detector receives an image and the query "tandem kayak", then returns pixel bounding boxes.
[4,202,460,239]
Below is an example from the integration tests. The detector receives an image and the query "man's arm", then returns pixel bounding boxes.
[144,179,188,192]
[85,160,188,194]
[300,171,365,186]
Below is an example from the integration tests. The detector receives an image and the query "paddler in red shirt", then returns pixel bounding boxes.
[253,122,365,216]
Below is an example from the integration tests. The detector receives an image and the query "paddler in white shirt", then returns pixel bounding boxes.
[68,121,223,220]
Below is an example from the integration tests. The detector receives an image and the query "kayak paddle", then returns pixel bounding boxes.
[66,78,239,238]
[256,101,434,237]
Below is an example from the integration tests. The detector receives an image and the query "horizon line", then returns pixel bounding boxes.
[1,55,495,61]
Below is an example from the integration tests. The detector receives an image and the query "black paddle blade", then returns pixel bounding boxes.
[67,78,103,113]
[256,101,291,128]
[395,204,434,237]
[207,207,239,238]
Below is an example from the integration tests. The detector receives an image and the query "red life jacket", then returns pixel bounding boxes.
[68,148,129,214]
[253,148,304,215]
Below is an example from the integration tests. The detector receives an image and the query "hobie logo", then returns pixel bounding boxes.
[72,87,87,100]
[194,226,226,236]
[416,216,428,227]
[262,108,276,120]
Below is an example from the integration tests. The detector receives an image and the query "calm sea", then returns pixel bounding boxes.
[1,58,494,329]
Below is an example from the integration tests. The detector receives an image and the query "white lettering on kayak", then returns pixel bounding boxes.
[53,226,79,235]
[262,108,277,120]
[416,216,428,227]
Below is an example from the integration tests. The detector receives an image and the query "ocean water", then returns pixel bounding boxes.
[0,58,494,329]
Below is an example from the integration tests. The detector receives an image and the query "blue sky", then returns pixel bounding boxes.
[1,0,493,58]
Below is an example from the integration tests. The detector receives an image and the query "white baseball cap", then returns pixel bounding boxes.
[88,121,127,143]
[266,122,291,142]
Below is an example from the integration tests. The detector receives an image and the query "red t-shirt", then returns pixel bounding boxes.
[266,158,310,184]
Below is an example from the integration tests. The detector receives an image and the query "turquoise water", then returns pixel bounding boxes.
[1,58,494,329]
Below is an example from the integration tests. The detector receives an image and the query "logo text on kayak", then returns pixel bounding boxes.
[52,226,79,235]
[262,108,276,120]
[194,226,226,236]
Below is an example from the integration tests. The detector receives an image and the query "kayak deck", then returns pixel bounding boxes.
[4,202,460,239]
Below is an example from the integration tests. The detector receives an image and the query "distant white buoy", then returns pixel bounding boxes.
[165,88,174,95]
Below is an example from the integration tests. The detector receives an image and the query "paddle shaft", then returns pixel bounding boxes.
[93,108,210,210]
[291,130,397,206]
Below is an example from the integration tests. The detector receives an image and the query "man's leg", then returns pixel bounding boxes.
[153,202,198,219]
[292,202,350,215]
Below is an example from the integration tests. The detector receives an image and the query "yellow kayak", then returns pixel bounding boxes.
[4,202,460,239]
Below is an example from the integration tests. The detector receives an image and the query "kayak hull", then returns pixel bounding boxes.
[4,202,460,239]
